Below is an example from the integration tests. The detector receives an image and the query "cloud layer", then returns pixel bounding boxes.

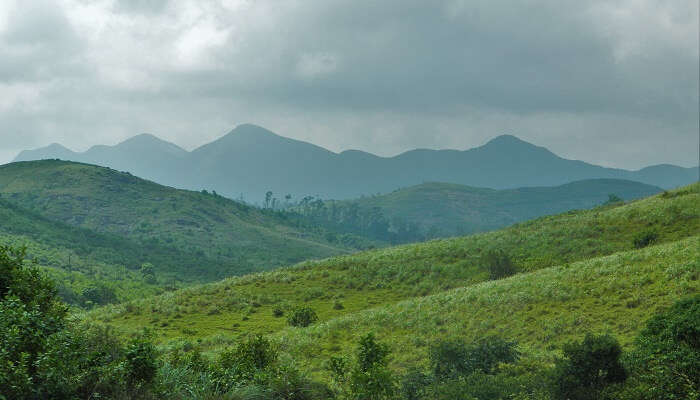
[1,0,698,169]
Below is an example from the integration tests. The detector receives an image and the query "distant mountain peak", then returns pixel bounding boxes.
[484,134,530,146]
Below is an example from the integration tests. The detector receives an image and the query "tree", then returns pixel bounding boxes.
[605,194,623,205]
[348,333,396,400]
[265,191,273,208]
[0,245,67,399]
[140,262,157,284]
[552,334,627,400]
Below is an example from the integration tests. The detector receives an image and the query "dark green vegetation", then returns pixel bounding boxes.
[0,196,171,305]
[15,124,698,199]
[295,179,662,240]
[0,160,353,283]
[87,184,697,342]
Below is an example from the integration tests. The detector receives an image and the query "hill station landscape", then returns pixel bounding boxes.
[1,1,698,399]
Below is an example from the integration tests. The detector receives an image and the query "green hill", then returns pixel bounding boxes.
[0,197,170,305]
[277,236,698,376]
[306,179,663,240]
[0,160,350,281]
[86,184,698,347]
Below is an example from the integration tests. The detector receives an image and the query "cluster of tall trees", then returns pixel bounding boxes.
[261,192,424,244]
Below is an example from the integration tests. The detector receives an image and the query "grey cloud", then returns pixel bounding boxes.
[0,0,697,169]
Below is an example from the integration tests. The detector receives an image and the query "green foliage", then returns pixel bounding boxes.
[125,332,159,388]
[295,180,661,242]
[430,336,519,381]
[626,295,699,399]
[552,334,627,400]
[287,306,319,327]
[633,229,658,249]
[0,244,163,399]
[482,250,518,280]
[348,333,396,400]
[604,193,623,205]
[399,369,431,400]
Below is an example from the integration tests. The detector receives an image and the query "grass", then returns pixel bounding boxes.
[0,160,352,281]
[85,183,698,346]
[275,236,698,378]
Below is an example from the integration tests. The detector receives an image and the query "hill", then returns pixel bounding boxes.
[306,179,663,239]
[276,236,698,376]
[14,124,698,200]
[0,160,351,281]
[0,196,190,305]
[86,183,698,346]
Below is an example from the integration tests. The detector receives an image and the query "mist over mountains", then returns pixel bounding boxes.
[14,124,697,201]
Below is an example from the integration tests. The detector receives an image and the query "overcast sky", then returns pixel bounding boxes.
[1,0,698,169]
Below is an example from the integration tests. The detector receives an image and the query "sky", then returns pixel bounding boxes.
[0,0,698,169]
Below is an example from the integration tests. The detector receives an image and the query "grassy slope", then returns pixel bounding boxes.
[333,179,663,236]
[278,236,698,377]
[86,184,698,346]
[0,160,347,280]
[0,197,186,303]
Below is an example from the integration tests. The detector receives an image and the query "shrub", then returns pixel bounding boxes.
[273,306,285,317]
[349,333,396,400]
[552,334,627,400]
[125,332,159,388]
[633,229,658,249]
[430,336,519,381]
[626,296,699,399]
[400,368,431,400]
[333,300,345,310]
[287,306,319,327]
[482,250,518,280]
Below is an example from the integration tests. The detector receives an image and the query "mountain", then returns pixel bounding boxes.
[0,160,348,280]
[326,179,663,238]
[13,124,698,200]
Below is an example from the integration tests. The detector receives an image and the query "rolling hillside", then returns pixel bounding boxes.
[314,179,663,238]
[14,124,698,200]
[277,236,698,376]
[0,197,180,305]
[0,160,349,280]
[86,184,698,348]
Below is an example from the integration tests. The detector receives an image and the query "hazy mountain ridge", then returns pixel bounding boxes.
[14,124,698,200]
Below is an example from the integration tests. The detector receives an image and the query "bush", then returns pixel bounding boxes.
[482,250,518,280]
[552,334,627,400]
[400,368,431,400]
[349,333,396,400]
[125,332,159,388]
[633,229,658,249]
[430,336,519,381]
[287,306,319,327]
[626,296,699,399]
[273,306,285,317]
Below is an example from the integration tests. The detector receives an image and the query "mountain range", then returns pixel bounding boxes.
[14,124,698,200]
